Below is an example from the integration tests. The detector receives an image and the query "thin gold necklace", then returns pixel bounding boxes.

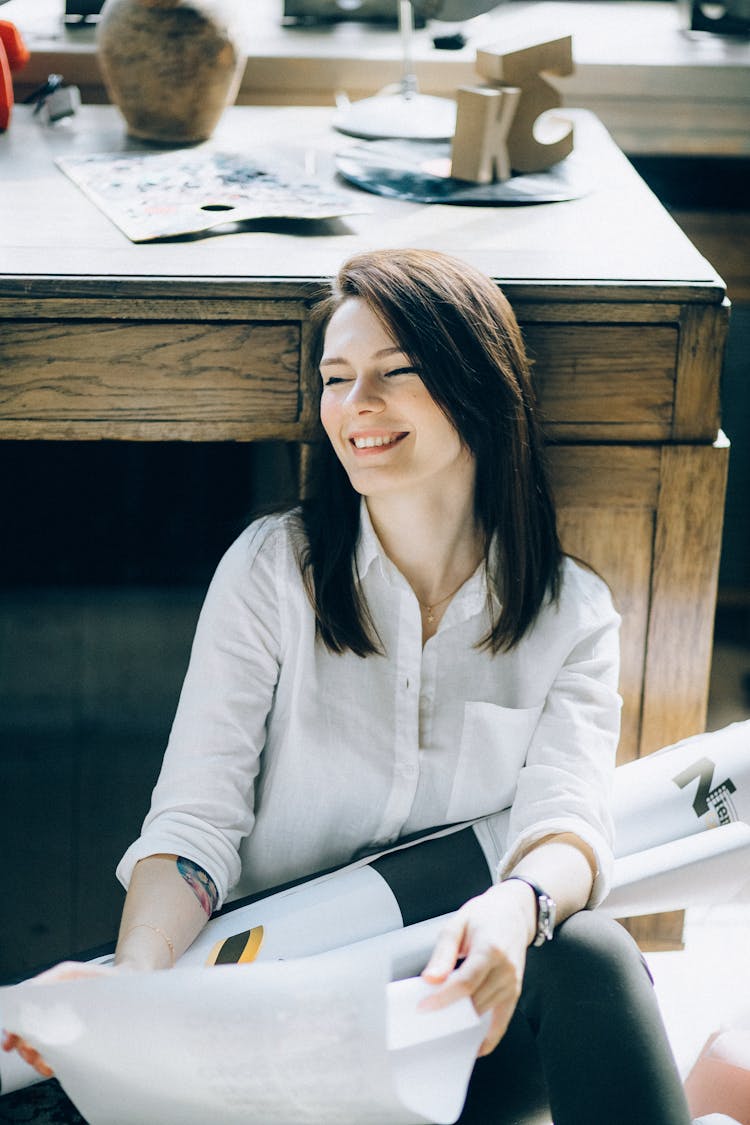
[418,577,469,624]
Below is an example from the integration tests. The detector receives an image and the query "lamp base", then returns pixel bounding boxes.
[333,91,457,141]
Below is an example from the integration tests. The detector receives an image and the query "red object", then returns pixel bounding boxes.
[0,22,30,132]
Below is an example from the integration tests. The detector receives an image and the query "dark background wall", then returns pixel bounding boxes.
[0,443,296,978]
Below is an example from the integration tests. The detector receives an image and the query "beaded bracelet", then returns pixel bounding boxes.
[120,923,175,967]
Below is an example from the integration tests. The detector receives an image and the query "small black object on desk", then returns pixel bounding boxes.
[432,31,467,49]
[64,0,104,23]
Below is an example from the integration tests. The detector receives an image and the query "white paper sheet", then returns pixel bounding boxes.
[0,950,490,1125]
[601,821,750,918]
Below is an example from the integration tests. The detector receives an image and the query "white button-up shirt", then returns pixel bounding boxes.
[118,505,622,908]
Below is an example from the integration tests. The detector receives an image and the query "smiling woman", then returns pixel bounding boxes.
[304,248,561,655]
[4,249,692,1125]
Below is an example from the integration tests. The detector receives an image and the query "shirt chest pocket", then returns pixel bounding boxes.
[446,701,544,823]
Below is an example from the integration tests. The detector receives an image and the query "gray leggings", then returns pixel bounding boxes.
[458,911,692,1125]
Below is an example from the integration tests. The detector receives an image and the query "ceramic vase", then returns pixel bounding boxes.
[96,0,246,144]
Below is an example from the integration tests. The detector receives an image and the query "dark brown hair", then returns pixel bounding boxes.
[298,248,562,656]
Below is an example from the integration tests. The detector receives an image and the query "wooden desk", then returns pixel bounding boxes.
[0,105,729,947]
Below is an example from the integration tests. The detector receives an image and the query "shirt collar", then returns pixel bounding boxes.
[355,500,492,623]
[355,500,405,588]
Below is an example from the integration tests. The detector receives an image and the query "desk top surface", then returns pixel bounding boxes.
[0,104,723,303]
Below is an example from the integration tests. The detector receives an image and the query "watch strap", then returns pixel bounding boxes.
[503,876,557,946]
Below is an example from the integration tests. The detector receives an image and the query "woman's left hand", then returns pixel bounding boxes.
[2,961,127,1078]
[418,880,536,1057]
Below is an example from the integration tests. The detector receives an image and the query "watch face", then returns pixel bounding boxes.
[535,891,556,945]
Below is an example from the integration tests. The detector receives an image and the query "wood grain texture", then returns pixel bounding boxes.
[557,506,654,766]
[0,278,723,307]
[0,420,311,442]
[525,323,676,429]
[518,302,684,324]
[672,301,729,441]
[547,446,661,509]
[640,441,730,756]
[549,445,660,766]
[0,320,300,424]
[0,298,311,322]
[622,911,686,952]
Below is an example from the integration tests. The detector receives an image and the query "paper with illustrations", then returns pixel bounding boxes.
[0,948,490,1125]
[56,149,366,242]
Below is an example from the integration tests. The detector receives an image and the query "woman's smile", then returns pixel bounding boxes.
[349,430,409,453]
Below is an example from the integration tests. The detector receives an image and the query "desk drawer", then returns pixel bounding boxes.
[0,320,301,439]
[523,323,678,440]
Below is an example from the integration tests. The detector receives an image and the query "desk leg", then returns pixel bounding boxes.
[629,440,729,951]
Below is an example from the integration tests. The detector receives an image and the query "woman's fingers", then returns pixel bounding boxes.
[477,1004,515,1058]
[471,970,519,1015]
[424,941,519,1013]
[30,960,114,985]
[20,1044,53,1078]
[420,915,467,985]
[419,942,496,1011]
[2,1033,54,1077]
[2,961,117,1080]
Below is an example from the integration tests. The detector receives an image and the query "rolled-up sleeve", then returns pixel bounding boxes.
[116,519,283,908]
[497,582,622,907]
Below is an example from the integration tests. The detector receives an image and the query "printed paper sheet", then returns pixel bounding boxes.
[0,949,489,1125]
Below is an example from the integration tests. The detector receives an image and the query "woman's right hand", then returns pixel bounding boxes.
[2,960,126,1078]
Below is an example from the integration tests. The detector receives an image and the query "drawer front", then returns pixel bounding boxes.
[522,323,678,440]
[0,320,300,429]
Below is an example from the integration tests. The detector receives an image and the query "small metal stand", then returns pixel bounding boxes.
[332,1,457,140]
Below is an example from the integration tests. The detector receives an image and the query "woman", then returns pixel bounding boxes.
[5,249,690,1124]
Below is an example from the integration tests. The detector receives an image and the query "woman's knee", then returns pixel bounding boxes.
[551,910,646,964]
[522,910,652,1010]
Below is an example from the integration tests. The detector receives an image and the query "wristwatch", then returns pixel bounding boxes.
[503,877,557,946]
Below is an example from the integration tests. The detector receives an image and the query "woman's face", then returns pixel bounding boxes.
[319,298,474,501]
